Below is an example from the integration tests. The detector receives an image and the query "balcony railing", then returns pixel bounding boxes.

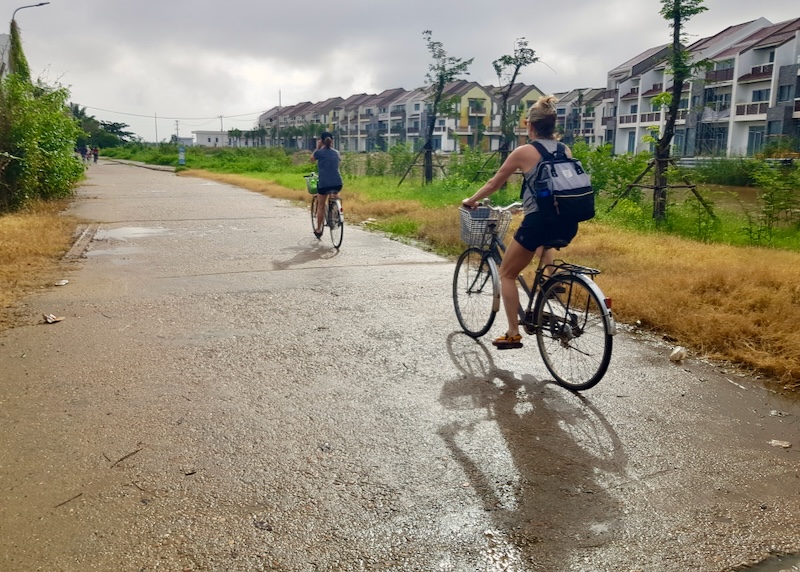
[795,99,800,112]
[468,107,487,115]
[619,114,638,124]
[602,89,618,100]
[738,64,773,82]
[601,116,614,126]
[705,68,734,83]
[736,102,769,116]
[407,127,420,134]
[621,87,640,100]
[640,112,661,123]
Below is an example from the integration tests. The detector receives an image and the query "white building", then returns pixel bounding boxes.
[191,130,231,148]
[604,16,800,157]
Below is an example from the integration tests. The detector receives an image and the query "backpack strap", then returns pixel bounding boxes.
[531,140,569,161]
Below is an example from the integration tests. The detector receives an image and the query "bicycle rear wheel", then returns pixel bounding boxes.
[453,247,499,338]
[328,199,343,249]
[535,275,612,391]
[310,195,320,233]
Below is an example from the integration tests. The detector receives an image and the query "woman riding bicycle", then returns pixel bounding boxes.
[462,94,578,350]
[310,131,343,239]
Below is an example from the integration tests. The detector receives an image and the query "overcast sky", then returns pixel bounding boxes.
[8,0,799,142]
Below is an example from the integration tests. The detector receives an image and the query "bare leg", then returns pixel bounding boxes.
[498,240,537,337]
[315,195,327,234]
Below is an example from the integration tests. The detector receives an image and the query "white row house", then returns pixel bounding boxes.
[597,16,800,157]
[256,80,543,153]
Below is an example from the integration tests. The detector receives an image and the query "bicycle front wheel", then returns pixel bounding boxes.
[453,247,499,338]
[328,199,343,249]
[310,195,320,232]
[535,275,612,391]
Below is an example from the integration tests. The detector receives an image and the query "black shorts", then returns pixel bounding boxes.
[513,211,579,252]
[317,185,342,196]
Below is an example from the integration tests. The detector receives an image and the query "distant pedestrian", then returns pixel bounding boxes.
[92,147,99,163]
[78,145,87,163]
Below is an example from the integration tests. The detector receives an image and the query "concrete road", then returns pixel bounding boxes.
[1,161,799,572]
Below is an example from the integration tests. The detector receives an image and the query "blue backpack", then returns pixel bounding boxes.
[521,141,595,222]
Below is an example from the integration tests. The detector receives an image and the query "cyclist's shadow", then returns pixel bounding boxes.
[439,331,628,564]
[272,239,340,270]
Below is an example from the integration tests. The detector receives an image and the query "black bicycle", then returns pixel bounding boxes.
[305,173,344,249]
[452,203,615,391]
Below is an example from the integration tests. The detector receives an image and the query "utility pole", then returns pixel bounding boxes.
[219,115,224,146]
[154,112,158,143]
[175,120,180,141]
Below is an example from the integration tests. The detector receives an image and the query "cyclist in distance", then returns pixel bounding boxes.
[310,131,343,239]
[461,95,578,350]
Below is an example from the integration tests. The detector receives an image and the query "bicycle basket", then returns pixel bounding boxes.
[459,207,512,247]
[304,174,318,195]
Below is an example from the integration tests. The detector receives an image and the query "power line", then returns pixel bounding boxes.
[78,105,267,121]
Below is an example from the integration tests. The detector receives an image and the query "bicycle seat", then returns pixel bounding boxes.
[543,239,570,250]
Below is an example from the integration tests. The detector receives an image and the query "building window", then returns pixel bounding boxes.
[767,121,782,136]
[777,85,794,102]
[747,126,765,155]
[557,108,565,116]
[768,50,775,63]
[207,138,211,143]
[630,104,638,114]
[752,89,771,103]
[414,103,420,111]
[627,131,636,154]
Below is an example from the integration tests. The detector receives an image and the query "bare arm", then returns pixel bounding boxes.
[462,146,531,208]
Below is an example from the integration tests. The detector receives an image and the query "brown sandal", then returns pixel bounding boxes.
[492,333,523,349]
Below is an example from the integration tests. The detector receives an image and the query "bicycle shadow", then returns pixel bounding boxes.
[272,239,340,271]
[439,331,628,567]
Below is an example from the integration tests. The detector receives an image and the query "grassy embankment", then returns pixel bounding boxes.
[0,200,77,328]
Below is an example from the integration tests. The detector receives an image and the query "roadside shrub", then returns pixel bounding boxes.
[365,152,390,176]
[0,75,84,210]
[447,145,499,182]
[691,157,761,187]
[741,162,800,246]
[388,143,415,177]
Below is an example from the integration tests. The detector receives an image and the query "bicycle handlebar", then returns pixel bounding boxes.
[462,200,522,212]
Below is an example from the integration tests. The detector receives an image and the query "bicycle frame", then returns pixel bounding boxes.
[480,227,615,336]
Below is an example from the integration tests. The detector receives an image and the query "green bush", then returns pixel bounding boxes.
[0,75,84,210]
[690,157,761,187]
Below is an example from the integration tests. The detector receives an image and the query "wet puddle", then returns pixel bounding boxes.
[738,554,800,571]
[85,246,144,258]
[93,227,167,241]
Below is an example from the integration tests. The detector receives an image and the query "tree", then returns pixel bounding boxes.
[493,38,538,161]
[421,30,473,184]
[70,104,134,148]
[7,21,30,80]
[0,23,83,210]
[652,0,708,220]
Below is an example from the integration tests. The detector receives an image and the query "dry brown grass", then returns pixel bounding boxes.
[559,223,800,387]
[0,200,77,328]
